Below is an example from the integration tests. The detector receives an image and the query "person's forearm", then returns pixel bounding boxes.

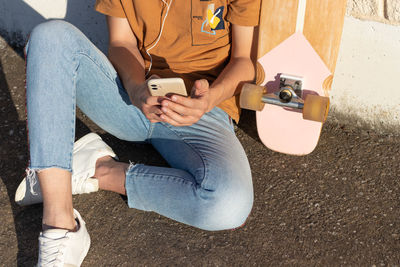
[208,57,255,112]
[108,43,146,88]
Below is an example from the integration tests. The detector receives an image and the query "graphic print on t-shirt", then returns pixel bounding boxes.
[191,0,229,46]
[201,4,225,35]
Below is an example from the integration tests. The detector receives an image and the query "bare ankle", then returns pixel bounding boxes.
[96,155,115,166]
[94,158,128,195]
[94,156,115,178]
[42,208,76,231]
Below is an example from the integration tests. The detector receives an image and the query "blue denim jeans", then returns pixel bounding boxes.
[25,20,253,231]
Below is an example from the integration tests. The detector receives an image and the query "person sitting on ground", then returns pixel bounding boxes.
[15,0,260,265]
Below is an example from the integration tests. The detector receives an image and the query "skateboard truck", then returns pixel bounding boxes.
[279,74,303,99]
[263,74,304,109]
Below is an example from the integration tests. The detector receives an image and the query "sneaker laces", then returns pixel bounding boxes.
[38,235,68,266]
[26,168,38,196]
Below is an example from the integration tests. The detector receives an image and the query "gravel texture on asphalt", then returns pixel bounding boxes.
[0,38,399,266]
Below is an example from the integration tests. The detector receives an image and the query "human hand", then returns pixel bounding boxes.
[126,76,164,123]
[160,79,211,126]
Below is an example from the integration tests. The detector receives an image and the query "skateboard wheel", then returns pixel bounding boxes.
[240,83,265,111]
[303,95,330,122]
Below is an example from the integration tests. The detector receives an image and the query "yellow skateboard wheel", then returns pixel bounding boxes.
[303,95,330,122]
[240,84,266,111]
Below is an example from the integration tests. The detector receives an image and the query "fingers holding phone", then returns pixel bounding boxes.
[126,81,164,123]
[160,79,211,127]
[141,94,165,123]
[146,77,189,124]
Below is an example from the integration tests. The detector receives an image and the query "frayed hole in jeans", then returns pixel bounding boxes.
[127,160,136,173]
[25,168,39,195]
[25,167,56,195]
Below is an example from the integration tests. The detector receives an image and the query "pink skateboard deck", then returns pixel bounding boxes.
[257,32,331,155]
[240,0,346,155]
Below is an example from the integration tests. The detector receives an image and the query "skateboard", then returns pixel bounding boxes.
[240,0,346,155]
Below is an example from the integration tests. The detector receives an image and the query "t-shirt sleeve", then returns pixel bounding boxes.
[95,0,126,18]
[226,0,261,26]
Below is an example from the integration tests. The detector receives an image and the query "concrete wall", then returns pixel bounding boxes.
[347,0,400,25]
[330,17,400,131]
[0,0,399,132]
[331,0,400,131]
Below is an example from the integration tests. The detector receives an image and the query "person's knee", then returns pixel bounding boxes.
[199,179,254,231]
[27,20,76,54]
[217,186,253,230]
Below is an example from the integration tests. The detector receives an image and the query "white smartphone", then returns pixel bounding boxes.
[147,78,188,97]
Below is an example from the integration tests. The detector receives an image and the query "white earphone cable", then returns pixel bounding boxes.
[145,0,173,77]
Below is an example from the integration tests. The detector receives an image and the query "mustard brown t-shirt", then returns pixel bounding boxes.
[95,0,260,122]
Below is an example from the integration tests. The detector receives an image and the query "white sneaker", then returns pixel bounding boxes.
[15,133,116,206]
[37,209,90,267]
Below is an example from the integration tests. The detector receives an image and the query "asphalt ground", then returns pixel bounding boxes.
[0,37,399,266]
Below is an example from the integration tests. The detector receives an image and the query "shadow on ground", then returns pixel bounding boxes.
[0,45,41,265]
